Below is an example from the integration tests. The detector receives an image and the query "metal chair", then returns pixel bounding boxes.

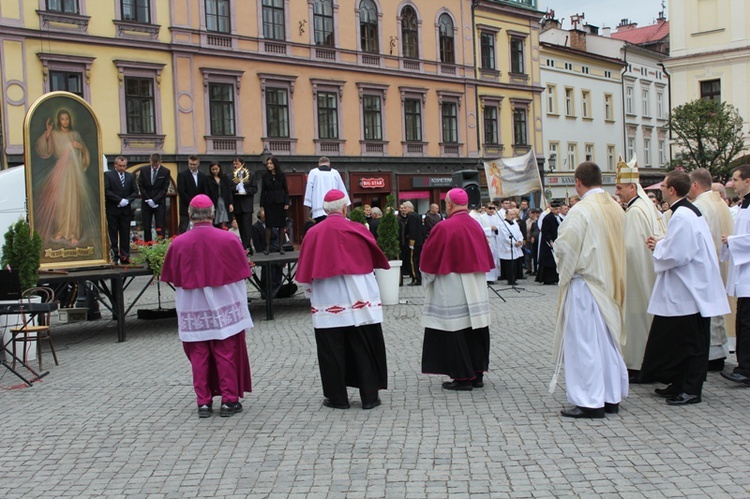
[10,286,58,370]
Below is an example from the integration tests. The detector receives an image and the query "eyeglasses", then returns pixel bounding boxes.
[487,207,496,210]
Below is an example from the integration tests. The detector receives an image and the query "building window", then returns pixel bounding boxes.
[581,90,591,118]
[362,94,383,141]
[564,62,573,70]
[313,0,334,47]
[604,93,613,121]
[513,108,527,146]
[604,70,612,78]
[480,32,495,70]
[359,0,378,53]
[265,88,289,138]
[700,79,721,101]
[607,145,615,170]
[659,139,666,165]
[484,105,498,145]
[50,70,83,97]
[442,101,458,143]
[585,143,594,162]
[565,88,574,116]
[404,98,422,142]
[581,65,589,74]
[401,6,418,59]
[121,0,149,23]
[546,58,554,67]
[546,85,557,114]
[262,0,285,40]
[626,86,634,114]
[125,77,155,134]
[438,14,455,64]
[209,83,235,136]
[205,0,230,33]
[567,143,577,170]
[317,91,339,139]
[510,36,524,74]
[548,142,558,169]
[47,0,78,13]
[642,89,650,116]
[657,92,665,118]
[627,137,635,160]
[644,138,651,165]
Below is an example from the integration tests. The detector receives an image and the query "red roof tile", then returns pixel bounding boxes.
[611,20,669,45]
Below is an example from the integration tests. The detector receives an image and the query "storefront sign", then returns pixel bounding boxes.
[545,175,616,185]
[412,177,452,188]
[360,177,386,189]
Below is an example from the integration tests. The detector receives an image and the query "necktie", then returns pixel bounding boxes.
[120,173,125,188]
[151,168,157,184]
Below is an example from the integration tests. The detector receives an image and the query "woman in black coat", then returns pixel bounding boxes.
[203,161,234,229]
[260,156,289,254]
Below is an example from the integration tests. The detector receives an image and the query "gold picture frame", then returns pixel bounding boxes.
[23,91,108,269]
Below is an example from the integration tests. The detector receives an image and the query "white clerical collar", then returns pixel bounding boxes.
[581,187,605,199]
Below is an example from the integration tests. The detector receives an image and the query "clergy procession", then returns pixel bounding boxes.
[149,145,750,421]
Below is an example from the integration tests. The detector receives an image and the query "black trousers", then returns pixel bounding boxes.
[141,203,165,242]
[178,213,190,234]
[408,245,422,283]
[106,212,132,259]
[422,326,490,381]
[735,298,750,376]
[640,313,710,395]
[234,211,253,252]
[314,324,388,405]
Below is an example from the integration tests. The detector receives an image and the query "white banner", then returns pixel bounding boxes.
[483,149,543,200]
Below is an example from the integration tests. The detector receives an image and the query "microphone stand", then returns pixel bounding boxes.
[496,218,525,293]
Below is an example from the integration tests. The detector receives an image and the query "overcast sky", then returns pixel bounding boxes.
[538,0,668,30]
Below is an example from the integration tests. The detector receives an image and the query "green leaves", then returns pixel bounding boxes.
[1,219,43,291]
[377,194,401,261]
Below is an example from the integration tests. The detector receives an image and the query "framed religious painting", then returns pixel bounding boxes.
[23,91,108,269]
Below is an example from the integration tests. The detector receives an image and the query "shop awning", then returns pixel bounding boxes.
[399,191,430,200]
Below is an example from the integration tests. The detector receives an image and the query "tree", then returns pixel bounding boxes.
[1,219,43,291]
[668,99,745,181]
[348,206,367,225]
[377,194,400,261]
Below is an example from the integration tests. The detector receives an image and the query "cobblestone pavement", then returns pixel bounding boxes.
[2,274,750,498]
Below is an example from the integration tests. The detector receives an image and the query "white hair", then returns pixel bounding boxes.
[323,197,347,214]
[402,201,414,210]
[371,207,383,217]
[188,204,215,221]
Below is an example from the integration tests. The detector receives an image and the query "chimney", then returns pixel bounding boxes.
[569,29,586,51]
[541,18,561,32]
[617,18,638,31]
[584,23,599,35]
[602,27,611,37]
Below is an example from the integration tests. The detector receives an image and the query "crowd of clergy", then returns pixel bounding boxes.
[159,152,750,420]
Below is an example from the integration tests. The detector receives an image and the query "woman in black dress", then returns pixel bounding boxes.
[260,156,289,254]
[203,161,234,229]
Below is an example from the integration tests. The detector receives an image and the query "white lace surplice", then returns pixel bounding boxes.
[175,280,253,342]
[304,273,383,329]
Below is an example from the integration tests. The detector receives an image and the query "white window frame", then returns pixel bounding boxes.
[564,87,575,117]
[201,67,244,154]
[644,138,651,166]
[581,90,591,119]
[114,59,166,153]
[400,86,427,157]
[546,84,557,115]
[607,145,615,170]
[626,86,634,115]
[312,78,346,155]
[642,88,650,117]
[604,93,614,121]
[567,142,577,171]
[259,73,297,155]
[357,82,389,156]
[627,137,636,160]
[585,143,594,162]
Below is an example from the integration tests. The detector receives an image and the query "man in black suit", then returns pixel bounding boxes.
[104,156,138,264]
[138,153,172,242]
[250,208,282,296]
[537,201,561,284]
[177,155,207,233]
[231,156,258,254]
[403,201,425,286]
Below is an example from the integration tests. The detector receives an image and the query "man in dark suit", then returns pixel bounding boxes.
[177,155,207,233]
[403,201,425,286]
[250,208,282,296]
[138,153,172,242]
[104,156,138,264]
[231,156,258,254]
[537,201,561,285]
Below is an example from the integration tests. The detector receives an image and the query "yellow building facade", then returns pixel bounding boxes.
[0,0,544,235]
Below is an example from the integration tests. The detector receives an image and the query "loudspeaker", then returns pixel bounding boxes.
[451,170,482,209]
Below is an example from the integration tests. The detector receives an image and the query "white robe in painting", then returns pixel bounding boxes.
[621,188,666,370]
[693,190,734,360]
[648,202,730,319]
[550,188,628,409]
[479,212,502,281]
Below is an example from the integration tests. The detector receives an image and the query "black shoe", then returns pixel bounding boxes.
[197,404,212,418]
[407,281,421,286]
[362,397,381,410]
[707,358,725,372]
[219,401,243,417]
[666,393,701,405]
[442,380,473,391]
[560,406,605,419]
[720,371,750,385]
[263,250,269,255]
[604,403,619,414]
[472,375,484,388]
[323,398,350,409]
[654,384,681,398]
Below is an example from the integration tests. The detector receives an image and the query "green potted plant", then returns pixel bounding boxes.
[348,206,367,225]
[374,194,402,305]
[132,236,176,319]
[1,218,42,291]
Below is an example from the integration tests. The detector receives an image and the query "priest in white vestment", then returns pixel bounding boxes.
[613,156,666,380]
[641,171,730,405]
[550,162,628,419]
[479,203,502,281]
[720,164,750,386]
[689,169,734,371]
[497,208,525,285]
[303,157,350,223]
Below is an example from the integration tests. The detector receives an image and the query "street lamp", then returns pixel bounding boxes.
[547,154,556,172]
[260,147,272,165]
